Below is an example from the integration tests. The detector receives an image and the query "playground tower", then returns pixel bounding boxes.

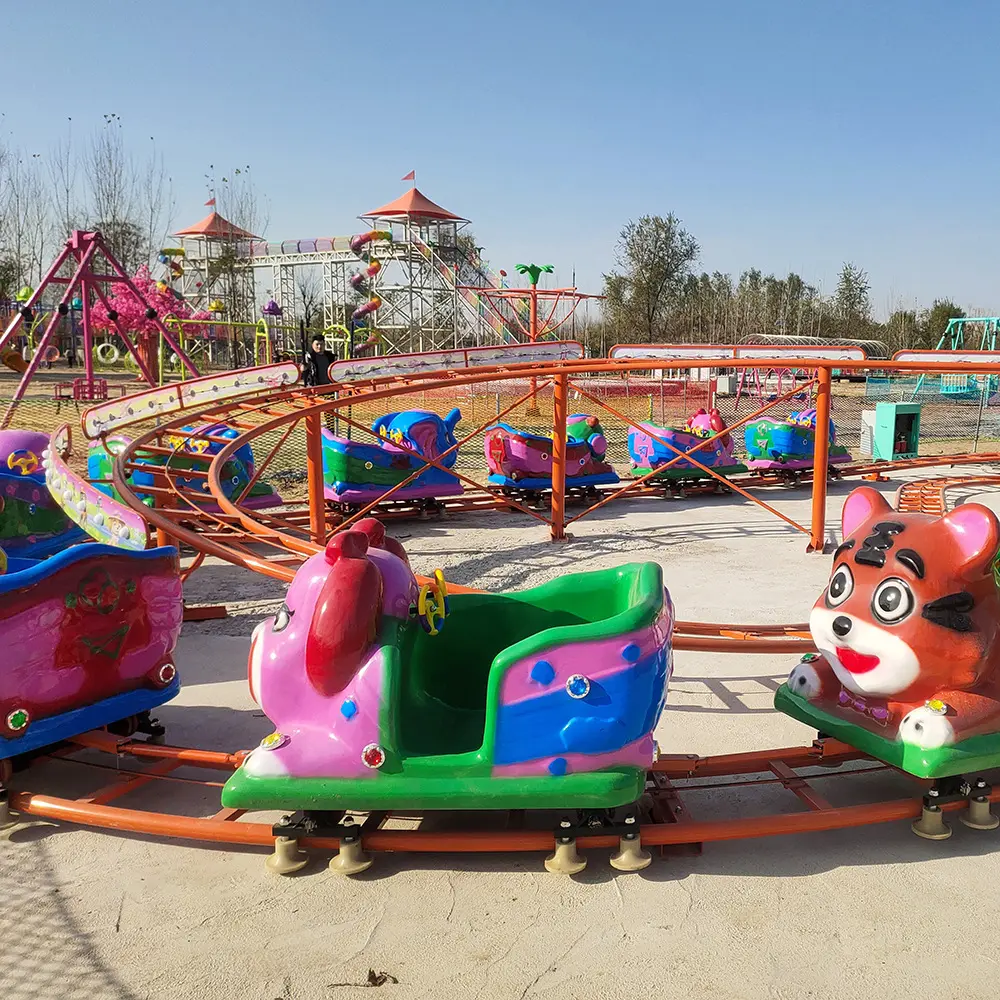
[166,187,528,354]
[172,212,260,322]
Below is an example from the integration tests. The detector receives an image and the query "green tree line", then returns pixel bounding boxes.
[599,214,966,356]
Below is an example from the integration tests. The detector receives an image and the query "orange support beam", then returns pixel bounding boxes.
[809,366,832,551]
[305,412,327,545]
[550,373,568,541]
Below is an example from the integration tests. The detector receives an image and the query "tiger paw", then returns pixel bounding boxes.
[899,705,955,749]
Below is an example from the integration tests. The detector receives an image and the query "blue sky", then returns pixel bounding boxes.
[5,1,1000,316]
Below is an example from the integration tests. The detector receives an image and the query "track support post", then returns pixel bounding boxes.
[808,365,832,552]
[911,785,954,841]
[0,783,11,829]
[328,816,373,876]
[960,778,999,831]
[550,373,568,542]
[305,411,327,545]
[544,818,587,874]
[266,835,309,875]
[610,814,652,872]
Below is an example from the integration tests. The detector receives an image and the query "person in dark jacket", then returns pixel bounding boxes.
[304,335,336,430]
[304,335,334,388]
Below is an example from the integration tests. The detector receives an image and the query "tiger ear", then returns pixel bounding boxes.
[842,487,893,538]
[940,503,1000,575]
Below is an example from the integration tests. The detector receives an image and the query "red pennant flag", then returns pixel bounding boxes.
[204,197,216,206]
[401,170,415,182]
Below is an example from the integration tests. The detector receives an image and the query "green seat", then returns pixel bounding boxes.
[396,565,661,758]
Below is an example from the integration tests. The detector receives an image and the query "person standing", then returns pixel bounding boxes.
[304,335,334,388]
[304,335,336,430]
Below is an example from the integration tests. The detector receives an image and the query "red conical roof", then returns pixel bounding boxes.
[174,211,260,240]
[361,187,467,222]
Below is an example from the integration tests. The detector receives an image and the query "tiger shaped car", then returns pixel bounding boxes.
[775,486,1000,778]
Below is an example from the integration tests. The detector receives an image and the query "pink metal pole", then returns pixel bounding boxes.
[0,239,75,356]
[81,275,94,384]
[2,239,99,426]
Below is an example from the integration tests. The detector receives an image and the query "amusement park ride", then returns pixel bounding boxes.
[9,195,1000,875]
[0,185,597,435]
[0,230,200,427]
[5,321,1000,874]
[171,186,596,355]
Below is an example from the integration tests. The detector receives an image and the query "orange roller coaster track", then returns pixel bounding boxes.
[39,354,992,659]
[8,353,997,861]
[8,731,987,863]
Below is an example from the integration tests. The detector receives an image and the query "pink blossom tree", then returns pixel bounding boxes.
[90,265,210,381]
[91,265,208,335]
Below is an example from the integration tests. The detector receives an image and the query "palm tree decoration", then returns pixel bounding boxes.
[514,264,555,343]
[514,263,554,287]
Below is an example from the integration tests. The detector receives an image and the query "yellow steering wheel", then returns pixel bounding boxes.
[417,569,449,636]
[0,546,6,575]
[7,450,38,475]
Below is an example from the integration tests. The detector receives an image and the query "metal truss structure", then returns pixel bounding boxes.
[168,192,581,356]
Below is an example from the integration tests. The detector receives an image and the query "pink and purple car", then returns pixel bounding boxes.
[484,413,619,492]
[222,517,673,812]
[629,408,747,483]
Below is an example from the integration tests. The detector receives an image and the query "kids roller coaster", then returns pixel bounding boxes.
[6,343,1000,876]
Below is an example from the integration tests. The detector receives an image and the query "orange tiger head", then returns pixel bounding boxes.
[810,487,1000,700]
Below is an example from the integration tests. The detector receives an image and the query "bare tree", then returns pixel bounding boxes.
[202,163,269,323]
[1,150,50,287]
[211,164,269,237]
[295,267,323,330]
[81,114,170,273]
[48,122,79,237]
[140,139,173,262]
[84,115,140,267]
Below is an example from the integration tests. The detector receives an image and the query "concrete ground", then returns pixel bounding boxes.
[4,468,1000,1000]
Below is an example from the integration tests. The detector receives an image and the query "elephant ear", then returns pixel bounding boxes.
[354,516,410,566]
[305,531,383,696]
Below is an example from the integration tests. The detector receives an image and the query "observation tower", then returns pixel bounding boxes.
[165,187,528,354]
[173,211,261,321]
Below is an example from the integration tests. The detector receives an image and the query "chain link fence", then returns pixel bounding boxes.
[5,363,1000,511]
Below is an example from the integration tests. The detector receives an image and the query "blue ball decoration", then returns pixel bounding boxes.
[621,643,641,662]
[340,698,358,720]
[530,660,555,685]
[548,757,568,776]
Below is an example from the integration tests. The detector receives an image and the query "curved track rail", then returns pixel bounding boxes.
[86,360,1000,653]
[8,731,983,866]
[897,474,1000,516]
[10,358,1000,863]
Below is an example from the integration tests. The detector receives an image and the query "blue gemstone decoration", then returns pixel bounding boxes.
[548,757,568,776]
[340,699,358,720]
[622,643,641,662]
[566,674,591,699]
[530,660,555,685]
